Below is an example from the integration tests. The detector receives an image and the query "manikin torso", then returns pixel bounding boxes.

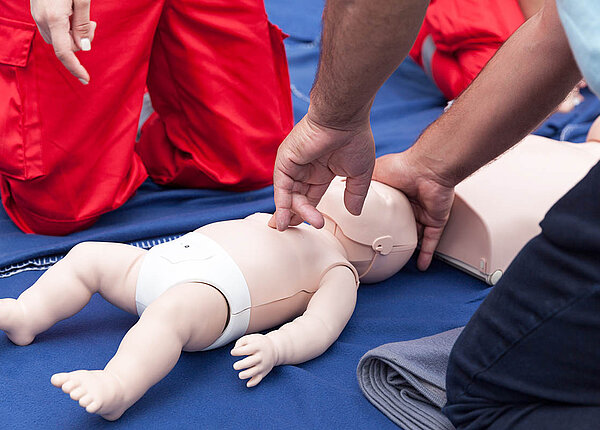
[197,212,358,333]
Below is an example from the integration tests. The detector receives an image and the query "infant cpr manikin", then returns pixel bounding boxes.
[0,178,416,421]
[436,135,600,284]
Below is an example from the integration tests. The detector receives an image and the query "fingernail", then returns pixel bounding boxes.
[81,38,91,51]
[78,78,89,85]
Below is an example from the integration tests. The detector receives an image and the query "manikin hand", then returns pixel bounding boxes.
[30,0,97,84]
[374,151,455,271]
[270,111,376,231]
[231,334,278,388]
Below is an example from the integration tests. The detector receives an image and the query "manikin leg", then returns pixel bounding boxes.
[0,241,228,420]
[0,242,144,346]
[51,282,228,421]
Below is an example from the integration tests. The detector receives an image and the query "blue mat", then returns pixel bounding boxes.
[0,260,487,429]
[0,1,598,428]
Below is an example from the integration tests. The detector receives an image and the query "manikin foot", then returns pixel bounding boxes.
[0,298,36,345]
[51,370,132,421]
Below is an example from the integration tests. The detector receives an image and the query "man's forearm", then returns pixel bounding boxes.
[310,0,429,128]
[518,0,545,19]
[412,0,581,186]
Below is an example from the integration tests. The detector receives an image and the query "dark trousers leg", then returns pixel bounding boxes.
[444,161,600,430]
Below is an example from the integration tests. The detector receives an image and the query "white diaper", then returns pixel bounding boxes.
[135,232,251,350]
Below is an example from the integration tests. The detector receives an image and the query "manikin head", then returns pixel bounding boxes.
[317,177,418,283]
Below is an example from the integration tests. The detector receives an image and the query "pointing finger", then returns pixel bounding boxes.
[49,18,89,83]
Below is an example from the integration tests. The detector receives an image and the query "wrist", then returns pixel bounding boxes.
[405,145,459,189]
[265,332,282,366]
[307,94,373,131]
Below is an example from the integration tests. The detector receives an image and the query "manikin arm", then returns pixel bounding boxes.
[231,265,357,387]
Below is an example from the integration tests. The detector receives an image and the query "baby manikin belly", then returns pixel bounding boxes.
[246,290,314,333]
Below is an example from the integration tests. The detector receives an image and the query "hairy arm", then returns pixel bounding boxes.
[271,0,429,230]
[375,0,582,269]
[412,0,581,186]
[310,0,429,127]
[519,0,545,19]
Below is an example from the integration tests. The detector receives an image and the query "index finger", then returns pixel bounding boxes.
[272,169,295,231]
[48,19,90,83]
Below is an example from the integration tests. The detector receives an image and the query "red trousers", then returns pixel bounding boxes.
[410,0,524,100]
[0,0,293,235]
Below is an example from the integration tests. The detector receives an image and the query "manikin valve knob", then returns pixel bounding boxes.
[372,236,394,255]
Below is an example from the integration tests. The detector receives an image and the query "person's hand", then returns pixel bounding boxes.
[30,0,97,84]
[270,111,376,231]
[374,150,455,271]
[231,334,278,387]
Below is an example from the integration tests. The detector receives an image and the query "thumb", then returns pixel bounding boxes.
[71,0,94,51]
[343,172,372,216]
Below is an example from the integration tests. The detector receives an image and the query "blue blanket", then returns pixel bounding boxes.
[0,263,487,429]
[0,1,598,428]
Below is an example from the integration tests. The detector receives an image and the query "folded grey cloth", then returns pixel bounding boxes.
[357,327,463,430]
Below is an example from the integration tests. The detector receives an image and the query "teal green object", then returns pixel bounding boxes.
[557,0,600,97]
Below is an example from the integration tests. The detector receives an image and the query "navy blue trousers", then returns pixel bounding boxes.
[444,161,600,429]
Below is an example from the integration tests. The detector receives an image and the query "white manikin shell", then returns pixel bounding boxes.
[436,135,600,284]
[317,177,418,283]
